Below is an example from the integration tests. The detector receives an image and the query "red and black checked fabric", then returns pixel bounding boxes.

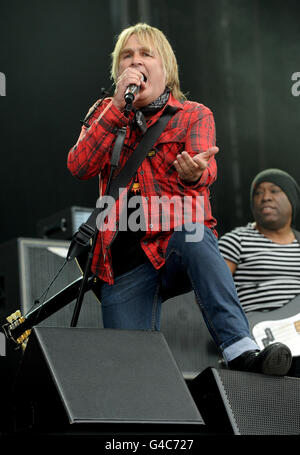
[67,94,217,284]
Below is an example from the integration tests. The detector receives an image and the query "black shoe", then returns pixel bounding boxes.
[228,342,292,376]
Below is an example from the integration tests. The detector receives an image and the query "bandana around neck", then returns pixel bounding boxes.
[134,88,170,133]
[140,88,170,115]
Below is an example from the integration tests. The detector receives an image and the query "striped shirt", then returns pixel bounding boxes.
[218,223,300,312]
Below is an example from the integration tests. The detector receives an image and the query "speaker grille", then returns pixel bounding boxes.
[20,240,102,327]
[214,369,300,435]
[14,327,204,431]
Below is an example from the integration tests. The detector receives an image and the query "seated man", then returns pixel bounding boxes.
[219,168,300,376]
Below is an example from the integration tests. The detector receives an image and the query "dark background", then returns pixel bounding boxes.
[0,0,300,242]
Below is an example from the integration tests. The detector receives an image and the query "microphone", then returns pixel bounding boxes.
[124,75,144,104]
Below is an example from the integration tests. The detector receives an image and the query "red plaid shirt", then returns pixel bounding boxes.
[68,94,217,284]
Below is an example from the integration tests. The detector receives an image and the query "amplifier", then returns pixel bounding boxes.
[36,206,93,240]
[0,237,102,330]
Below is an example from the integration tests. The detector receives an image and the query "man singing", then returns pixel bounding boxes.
[67,23,291,376]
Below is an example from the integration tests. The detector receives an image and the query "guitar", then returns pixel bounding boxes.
[246,296,300,357]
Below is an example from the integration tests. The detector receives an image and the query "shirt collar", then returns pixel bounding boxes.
[144,92,183,129]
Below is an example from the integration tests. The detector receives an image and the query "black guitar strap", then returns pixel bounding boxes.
[67,105,177,261]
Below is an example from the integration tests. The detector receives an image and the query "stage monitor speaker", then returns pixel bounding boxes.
[189,367,300,435]
[14,327,204,433]
[0,237,103,330]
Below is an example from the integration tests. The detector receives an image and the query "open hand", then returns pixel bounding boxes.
[173,146,219,183]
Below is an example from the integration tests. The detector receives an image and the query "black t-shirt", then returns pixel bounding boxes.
[110,186,149,277]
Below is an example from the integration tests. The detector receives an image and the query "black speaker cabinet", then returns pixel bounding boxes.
[36,206,93,240]
[0,237,222,378]
[13,327,204,433]
[189,367,300,435]
[0,237,103,329]
[160,292,222,378]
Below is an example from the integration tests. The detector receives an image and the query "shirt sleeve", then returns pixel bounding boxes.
[218,230,242,264]
[181,107,217,189]
[67,99,129,180]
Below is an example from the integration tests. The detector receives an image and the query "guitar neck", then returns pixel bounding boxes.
[10,275,97,340]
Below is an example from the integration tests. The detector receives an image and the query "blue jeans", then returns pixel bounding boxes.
[100,224,259,362]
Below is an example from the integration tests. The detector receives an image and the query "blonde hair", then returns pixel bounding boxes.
[110,23,186,101]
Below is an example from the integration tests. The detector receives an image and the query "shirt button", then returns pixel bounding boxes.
[149,224,153,229]
[140,170,144,175]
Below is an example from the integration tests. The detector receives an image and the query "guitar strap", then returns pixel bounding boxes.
[67,104,177,261]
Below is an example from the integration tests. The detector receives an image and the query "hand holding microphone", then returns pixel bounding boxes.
[124,73,145,104]
[112,68,145,111]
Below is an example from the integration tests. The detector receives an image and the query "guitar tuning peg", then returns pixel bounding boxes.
[21,335,30,351]
[17,335,24,344]
[6,310,24,326]
[17,329,31,347]
[6,309,21,323]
